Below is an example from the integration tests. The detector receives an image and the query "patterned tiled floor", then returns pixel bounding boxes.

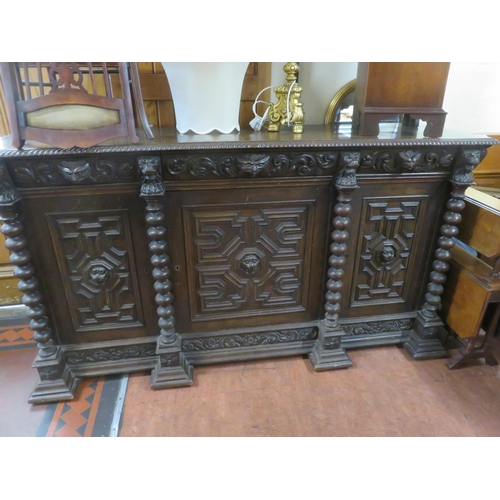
[0,324,36,349]
[0,323,125,437]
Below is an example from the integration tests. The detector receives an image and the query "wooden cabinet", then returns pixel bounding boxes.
[353,62,450,137]
[0,126,497,403]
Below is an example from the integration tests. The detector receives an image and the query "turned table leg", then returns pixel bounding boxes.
[447,303,500,369]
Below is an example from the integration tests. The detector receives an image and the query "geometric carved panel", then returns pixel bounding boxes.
[351,196,425,307]
[183,203,313,321]
[47,210,144,332]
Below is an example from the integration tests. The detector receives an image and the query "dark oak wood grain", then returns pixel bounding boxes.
[0,126,498,403]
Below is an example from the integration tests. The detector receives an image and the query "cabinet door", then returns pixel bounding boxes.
[342,177,448,318]
[166,183,331,333]
[21,188,157,344]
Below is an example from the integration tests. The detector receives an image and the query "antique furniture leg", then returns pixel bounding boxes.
[309,152,360,370]
[129,63,154,140]
[0,63,23,149]
[405,149,485,359]
[0,161,78,403]
[118,63,140,144]
[447,302,500,369]
[412,113,447,138]
[138,156,193,389]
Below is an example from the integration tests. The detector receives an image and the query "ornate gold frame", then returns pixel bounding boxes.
[324,79,356,125]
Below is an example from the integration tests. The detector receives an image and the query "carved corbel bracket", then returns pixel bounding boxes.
[139,156,164,197]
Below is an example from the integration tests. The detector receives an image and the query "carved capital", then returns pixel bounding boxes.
[452,148,484,185]
[0,162,20,206]
[139,156,164,196]
[336,152,360,188]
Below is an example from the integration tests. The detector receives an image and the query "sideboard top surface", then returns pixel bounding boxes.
[0,124,498,159]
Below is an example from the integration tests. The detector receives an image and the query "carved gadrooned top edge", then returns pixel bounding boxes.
[0,138,498,158]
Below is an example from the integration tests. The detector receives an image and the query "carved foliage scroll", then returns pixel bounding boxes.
[342,318,413,336]
[351,197,425,306]
[47,211,144,332]
[182,328,317,352]
[183,203,313,320]
[165,152,338,179]
[359,149,456,173]
[10,158,137,187]
[65,343,156,365]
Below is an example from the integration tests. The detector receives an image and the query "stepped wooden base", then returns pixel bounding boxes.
[309,343,352,371]
[150,339,193,389]
[308,322,352,371]
[404,312,448,360]
[29,348,79,404]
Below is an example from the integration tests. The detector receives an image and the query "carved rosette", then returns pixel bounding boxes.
[323,152,361,330]
[139,157,176,345]
[0,162,56,358]
[421,148,484,320]
[165,152,338,179]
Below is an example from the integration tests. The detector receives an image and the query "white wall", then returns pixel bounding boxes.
[269,62,500,134]
[443,62,500,135]
[270,62,358,125]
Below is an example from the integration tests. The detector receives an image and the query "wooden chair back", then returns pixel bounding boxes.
[0,62,140,149]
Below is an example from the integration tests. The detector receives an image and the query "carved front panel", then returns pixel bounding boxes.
[47,210,145,332]
[350,196,426,307]
[183,202,314,321]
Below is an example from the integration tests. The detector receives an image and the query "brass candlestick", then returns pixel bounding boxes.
[267,62,305,134]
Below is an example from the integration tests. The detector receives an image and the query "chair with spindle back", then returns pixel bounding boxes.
[0,62,153,149]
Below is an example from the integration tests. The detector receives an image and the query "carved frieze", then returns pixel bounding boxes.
[10,158,137,187]
[182,328,317,352]
[342,318,413,336]
[165,152,338,179]
[46,211,144,332]
[358,149,456,174]
[65,343,157,364]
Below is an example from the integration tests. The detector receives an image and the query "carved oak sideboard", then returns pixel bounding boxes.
[0,126,497,404]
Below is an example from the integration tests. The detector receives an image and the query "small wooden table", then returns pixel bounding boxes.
[441,187,500,368]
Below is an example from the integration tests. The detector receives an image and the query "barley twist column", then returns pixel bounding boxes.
[0,161,77,403]
[309,152,360,370]
[405,148,485,359]
[145,200,176,345]
[1,208,56,357]
[139,156,193,388]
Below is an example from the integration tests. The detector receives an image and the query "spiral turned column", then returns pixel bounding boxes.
[405,148,485,359]
[309,152,360,371]
[0,162,77,403]
[421,188,466,320]
[145,199,176,345]
[1,208,56,357]
[139,156,193,389]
